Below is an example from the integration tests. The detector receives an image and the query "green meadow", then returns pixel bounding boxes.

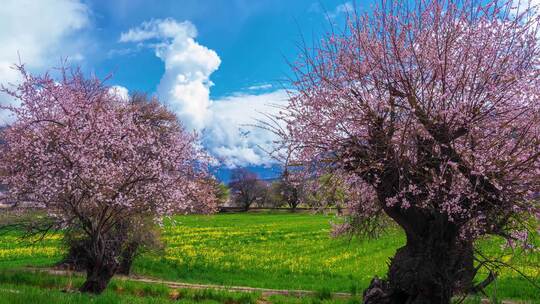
[0,212,538,303]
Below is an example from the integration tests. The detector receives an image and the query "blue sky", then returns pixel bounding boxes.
[0,0,361,180]
[90,0,354,97]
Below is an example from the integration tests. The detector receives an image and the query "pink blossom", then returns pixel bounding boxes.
[0,65,217,232]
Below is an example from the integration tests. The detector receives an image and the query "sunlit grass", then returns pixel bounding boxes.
[0,212,538,302]
[133,213,402,292]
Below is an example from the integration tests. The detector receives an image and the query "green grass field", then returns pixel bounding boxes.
[0,212,538,303]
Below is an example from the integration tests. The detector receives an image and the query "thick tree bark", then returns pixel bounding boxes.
[79,237,120,294]
[79,263,116,294]
[363,211,474,304]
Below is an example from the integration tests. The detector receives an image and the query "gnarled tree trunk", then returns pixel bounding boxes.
[79,261,117,294]
[363,210,474,304]
[79,237,120,294]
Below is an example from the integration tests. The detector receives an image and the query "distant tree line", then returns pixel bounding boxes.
[225,168,348,212]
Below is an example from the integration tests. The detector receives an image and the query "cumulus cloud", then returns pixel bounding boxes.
[0,0,89,83]
[120,19,288,167]
[204,90,289,167]
[0,0,91,125]
[120,19,220,130]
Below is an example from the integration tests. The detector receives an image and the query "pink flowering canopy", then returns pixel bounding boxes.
[283,0,540,242]
[0,65,217,232]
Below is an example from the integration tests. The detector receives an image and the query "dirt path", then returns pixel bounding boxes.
[30,267,351,298]
[27,267,523,303]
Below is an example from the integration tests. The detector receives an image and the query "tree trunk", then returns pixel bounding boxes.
[363,214,474,304]
[79,262,117,294]
[243,199,253,212]
[289,202,298,212]
[79,237,119,294]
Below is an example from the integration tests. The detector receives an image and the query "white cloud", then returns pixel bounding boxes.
[205,90,289,167]
[119,19,197,43]
[0,0,91,125]
[109,85,129,101]
[120,19,220,130]
[246,83,273,91]
[120,19,289,167]
[514,0,540,13]
[328,2,353,19]
[0,0,89,83]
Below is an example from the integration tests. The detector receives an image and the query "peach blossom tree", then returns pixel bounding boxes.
[0,66,217,293]
[281,0,540,302]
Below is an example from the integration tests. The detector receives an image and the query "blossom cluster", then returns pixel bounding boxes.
[282,0,540,242]
[0,66,217,232]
